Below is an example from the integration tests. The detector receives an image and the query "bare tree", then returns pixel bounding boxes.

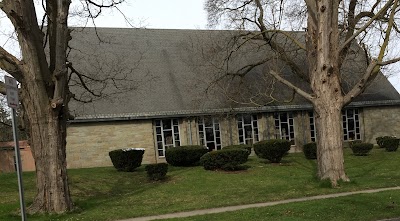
[205,0,400,186]
[0,0,130,213]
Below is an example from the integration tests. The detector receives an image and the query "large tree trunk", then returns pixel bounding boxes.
[313,103,349,186]
[24,98,72,213]
[2,0,74,213]
[307,0,349,186]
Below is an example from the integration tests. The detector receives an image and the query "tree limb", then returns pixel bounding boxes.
[0,121,12,128]
[343,0,399,105]
[304,0,317,24]
[0,46,23,81]
[340,0,394,52]
[0,81,6,95]
[253,0,307,80]
[269,70,314,102]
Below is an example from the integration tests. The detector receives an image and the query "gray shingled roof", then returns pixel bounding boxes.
[67,28,400,122]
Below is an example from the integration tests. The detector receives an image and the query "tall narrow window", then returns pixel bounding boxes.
[343,109,361,140]
[309,108,361,141]
[274,112,295,145]
[155,119,180,157]
[198,117,221,151]
[237,114,259,145]
[309,111,316,142]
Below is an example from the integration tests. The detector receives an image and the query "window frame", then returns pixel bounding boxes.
[308,108,361,141]
[154,119,181,157]
[274,112,295,145]
[197,116,221,151]
[237,114,259,145]
[342,108,361,141]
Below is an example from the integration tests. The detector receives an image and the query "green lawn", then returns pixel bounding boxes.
[166,190,400,221]
[1,148,400,221]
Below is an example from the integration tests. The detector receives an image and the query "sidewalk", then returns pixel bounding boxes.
[118,186,400,221]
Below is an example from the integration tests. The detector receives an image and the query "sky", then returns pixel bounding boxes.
[0,0,399,92]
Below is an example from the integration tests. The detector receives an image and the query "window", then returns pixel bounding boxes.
[155,119,181,157]
[237,114,259,145]
[342,109,361,141]
[308,108,361,141]
[309,111,316,142]
[274,112,295,145]
[198,117,221,151]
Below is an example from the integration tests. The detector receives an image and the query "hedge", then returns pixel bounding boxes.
[165,145,209,166]
[223,144,252,156]
[376,136,399,152]
[253,139,291,163]
[109,148,145,172]
[145,163,168,181]
[200,148,249,171]
[350,142,374,156]
[303,142,317,159]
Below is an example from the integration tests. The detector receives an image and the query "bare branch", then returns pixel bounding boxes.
[68,63,102,98]
[253,0,307,80]
[0,81,6,95]
[340,0,394,52]
[0,121,12,128]
[269,70,314,102]
[378,57,400,66]
[376,0,399,62]
[343,61,379,105]
[0,47,23,81]
[304,0,317,24]
[86,0,124,8]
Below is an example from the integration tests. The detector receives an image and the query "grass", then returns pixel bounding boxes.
[0,148,400,221]
[166,190,400,221]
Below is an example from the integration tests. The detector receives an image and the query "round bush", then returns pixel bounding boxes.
[380,137,400,152]
[350,142,374,156]
[376,136,398,151]
[109,148,145,172]
[348,140,362,149]
[303,142,317,159]
[223,144,252,156]
[165,145,209,166]
[145,163,168,181]
[200,148,249,171]
[253,139,291,163]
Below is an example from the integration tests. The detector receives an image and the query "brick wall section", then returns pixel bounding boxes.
[362,106,400,144]
[66,120,156,168]
[0,141,35,172]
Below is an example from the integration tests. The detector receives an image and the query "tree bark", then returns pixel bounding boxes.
[307,0,349,186]
[23,94,72,213]
[1,0,73,213]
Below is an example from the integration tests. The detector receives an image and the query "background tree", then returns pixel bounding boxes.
[0,96,13,142]
[205,0,400,186]
[0,0,129,213]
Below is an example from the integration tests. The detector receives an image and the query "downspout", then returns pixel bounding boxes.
[188,118,193,145]
[228,113,233,145]
[302,111,306,145]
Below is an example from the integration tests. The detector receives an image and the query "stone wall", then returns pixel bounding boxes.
[362,106,400,144]
[66,106,400,169]
[66,120,155,168]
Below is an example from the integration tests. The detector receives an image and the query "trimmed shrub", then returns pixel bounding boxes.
[303,142,317,159]
[109,148,145,172]
[165,145,209,166]
[350,142,374,156]
[376,136,399,152]
[200,148,249,171]
[145,163,168,181]
[253,139,291,163]
[348,140,362,149]
[223,144,252,156]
